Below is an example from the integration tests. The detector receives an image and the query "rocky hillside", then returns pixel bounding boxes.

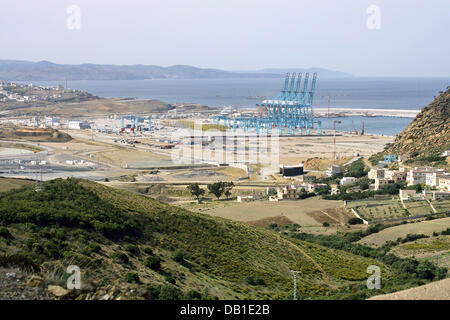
[384,88,449,157]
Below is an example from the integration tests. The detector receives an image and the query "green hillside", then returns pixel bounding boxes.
[0,178,392,300]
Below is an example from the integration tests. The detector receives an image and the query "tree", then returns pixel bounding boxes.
[223,181,234,199]
[207,181,233,200]
[207,182,225,199]
[187,183,205,200]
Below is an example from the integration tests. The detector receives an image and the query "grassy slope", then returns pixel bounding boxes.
[0,178,392,299]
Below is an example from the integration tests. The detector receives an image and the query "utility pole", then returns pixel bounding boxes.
[436,255,439,281]
[290,270,300,300]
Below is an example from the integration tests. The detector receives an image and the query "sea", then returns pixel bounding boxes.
[27,77,450,136]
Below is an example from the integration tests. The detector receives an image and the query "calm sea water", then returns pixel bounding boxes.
[28,77,449,135]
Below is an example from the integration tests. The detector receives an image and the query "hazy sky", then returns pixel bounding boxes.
[1,0,449,77]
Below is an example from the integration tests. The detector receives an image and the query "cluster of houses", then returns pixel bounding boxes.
[0,81,68,103]
[367,166,450,192]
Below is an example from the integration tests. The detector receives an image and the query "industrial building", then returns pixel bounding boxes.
[280,164,304,177]
[68,120,91,129]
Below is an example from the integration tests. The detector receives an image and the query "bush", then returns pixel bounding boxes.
[322,222,330,227]
[185,290,203,300]
[143,247,153,255]
[0,253,40,272]
[158,285,183,300]
[171,250,184,264]
[0,227,14,239]
[111,252,129,264]
[165,275,176,284]
[348,218,363,225]
[123,272,140,283]
[125,245,140,256]
[145,256,161,270]
[88,243,101,254]
[245,275,265,286]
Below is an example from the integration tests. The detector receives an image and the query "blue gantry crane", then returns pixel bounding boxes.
[121,115,152,131]
[213,72,321,135]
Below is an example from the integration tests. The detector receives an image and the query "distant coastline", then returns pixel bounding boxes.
[314,108,420,118]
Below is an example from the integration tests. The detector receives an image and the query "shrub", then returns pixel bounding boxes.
[0,227,14,239]
[158,285,183,300]
[185,290,203,300]
[143,247,153,255]
[88,243,101,254]
[0,253,40,272]
[171,250,184,264]
[145,256,161,270]
[348,218,363,225]
[123,272,140,283]
[111,252,129,264]
[165,275,176,284]
[125,245,140,256]
[245,275,265,286]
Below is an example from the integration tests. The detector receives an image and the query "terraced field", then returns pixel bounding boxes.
[404,200,434,216]
[347,199,407,221]
[432,200,450,214]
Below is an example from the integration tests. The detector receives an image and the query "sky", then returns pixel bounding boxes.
[0,0,449,77]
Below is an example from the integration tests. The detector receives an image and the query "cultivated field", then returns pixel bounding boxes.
[358,217,450,247]
[347,199,407,221]
[432,199,450,213]
[197,198,352,230]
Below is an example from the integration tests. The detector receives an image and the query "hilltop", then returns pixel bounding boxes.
[0,178,392,300]
[383,88,449,159]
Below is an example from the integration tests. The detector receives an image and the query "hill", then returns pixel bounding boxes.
[0,60,348,81]
[0,178,392,300]
[382,88,450,159]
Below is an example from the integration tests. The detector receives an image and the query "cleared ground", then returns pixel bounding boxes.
[358,217,450,247]
[0,177,34,192]
[199,198,345,227]
[369,278,450,300]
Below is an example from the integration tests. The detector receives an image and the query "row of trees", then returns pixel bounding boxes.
[187,182,234,201]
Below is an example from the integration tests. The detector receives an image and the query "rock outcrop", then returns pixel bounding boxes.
[384,88,449,157]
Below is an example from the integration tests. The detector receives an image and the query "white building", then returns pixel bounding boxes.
[439,177,450,192]
[407,167,437,186]
[68,120,91,130]
[45,116,61,127]
[368,168,385,180]
[340,177,357,186]
[326,165,344,177]
[237,196,254,203]
[385,170,407,183]
[425,172,449,187]
[375,178,394,191]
